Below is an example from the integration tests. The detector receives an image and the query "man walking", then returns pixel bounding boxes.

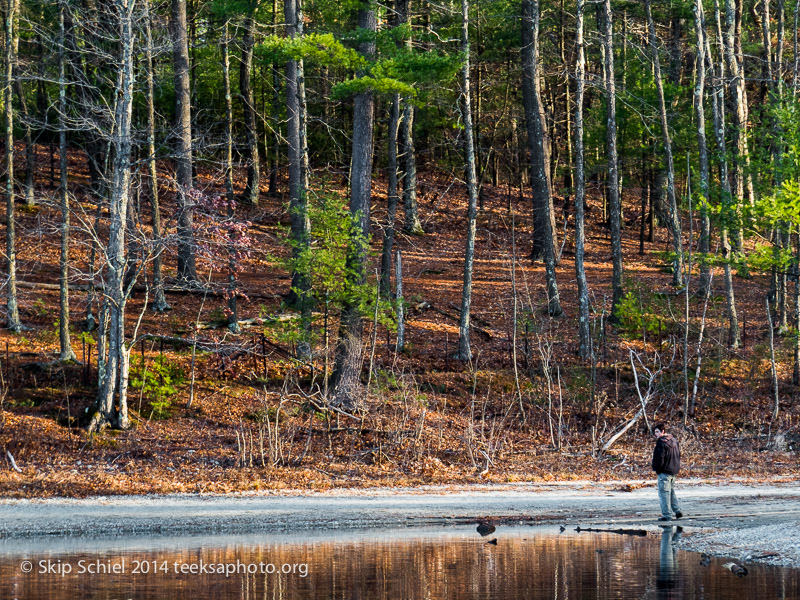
[652,423,682,521]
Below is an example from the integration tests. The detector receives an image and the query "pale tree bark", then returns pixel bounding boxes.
[222,21,235,208]
[645,0,683,288]
[12,77,33,207]
[574,0,590,359]
[171,0,197,282]
[398,0,422,235]
[285,0,311,355]
[395,249,404,352]
[222,21,239,333]
[709,2,740,347]
[8,0,30,208]
[144,0,169,312]
[89,0,136,432]
[4,0,21,332]
[693,0,712,296]
[603,0,623,318]
[239,11,260,206]
[58,0,76,361]
[722,0,749,249]
[331,6,376,408]
[269,0,280,194]
[521,0,561,316]
[457,0,479,360]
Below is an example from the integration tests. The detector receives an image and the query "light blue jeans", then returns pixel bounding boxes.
[657,473,681,518]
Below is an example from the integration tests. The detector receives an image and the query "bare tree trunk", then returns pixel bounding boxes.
[522,0,562,316]
[4,0,21,332]
[171,0,197,282]
[645,0,683,287]
[766,298,780,423]
[723,0,748,250]
[144,0,169,312]
[395,249,404,352]
[58,0,76,361]
[89,0,136,432]
[400,104,422,234]
[239,13,260,206]
[12,79,33,207]
[330,6,376,408]
[285,0,311,355]
[269,0,280,195]
[709,1,740,347]
[794,0,799,94]
[574,0,590,359]
[381,93,401,297]
[693,0,712,296]
[223,21,235,207]
[603,0,623,318]
[457,0,479,360]
[222,21,239,333]
[398,0,422,235]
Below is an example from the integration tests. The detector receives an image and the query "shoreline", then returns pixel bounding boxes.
[0,478,799,568]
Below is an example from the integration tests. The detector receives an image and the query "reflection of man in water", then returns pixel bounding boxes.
[657,526,682,597]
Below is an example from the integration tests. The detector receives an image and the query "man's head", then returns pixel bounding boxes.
[653,423,667,438]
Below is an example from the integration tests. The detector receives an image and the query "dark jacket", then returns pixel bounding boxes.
[652,434,680,475]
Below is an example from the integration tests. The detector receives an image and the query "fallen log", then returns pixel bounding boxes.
[17,281,94,292]
[575,526,648,537]
[414,301,492,339]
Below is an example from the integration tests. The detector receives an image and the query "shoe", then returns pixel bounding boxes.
[658,517,673,522]
[675,512,683,519]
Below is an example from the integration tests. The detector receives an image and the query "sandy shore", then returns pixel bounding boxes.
[1,477,799,565]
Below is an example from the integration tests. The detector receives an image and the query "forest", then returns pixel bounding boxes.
[0,0,798,495]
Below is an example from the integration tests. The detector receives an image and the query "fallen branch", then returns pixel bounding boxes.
[575,526,648,536]
[6,450,22,473]
[414,301,492,339]
[601,406,645,453]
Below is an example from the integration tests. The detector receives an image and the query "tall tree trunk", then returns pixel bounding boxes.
[395,248,404,352]
[521,0,562,316]
[574,0,590,359]
[330,6,376,407]
[285,0,311,355]
[709,1,740,347]
[89,0,136,432]
[397,0,422,235]
[457,0,479,360]
[4,0,21,332]
[645,0,684,288]
[171,0,197,282]
[223,21,239,332]
[603,0,623,318]
[144,0,169,312]
[269,0,280,195]
[693,0,712,296]
[58,0,76,361]
[381,93,401,297]
[723,0,748,250]
[239,13,260,206]
[400,103,422,233]
[794,0,799,94]
[12,79,33,207]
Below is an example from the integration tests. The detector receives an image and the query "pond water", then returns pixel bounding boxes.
[1,525,798,599]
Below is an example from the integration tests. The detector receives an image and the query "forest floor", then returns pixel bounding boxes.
[0,145,798,498]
